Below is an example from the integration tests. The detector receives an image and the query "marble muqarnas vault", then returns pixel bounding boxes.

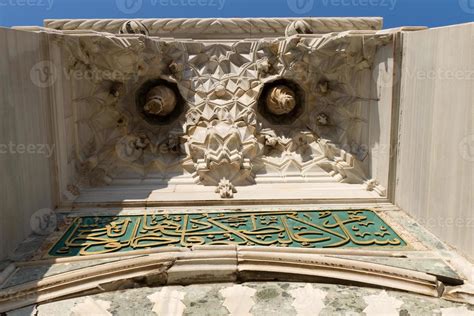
[0,18,472,314]
[46,18,391,199]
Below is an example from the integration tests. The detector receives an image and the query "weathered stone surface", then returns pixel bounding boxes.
[1,17,473,315]
[21,282,474,316]
[396,23,474,260]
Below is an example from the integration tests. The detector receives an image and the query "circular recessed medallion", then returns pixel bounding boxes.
[136,79,184,125]
[265,85,297,115]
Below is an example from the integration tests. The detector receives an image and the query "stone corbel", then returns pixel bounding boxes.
[216,178,237,199]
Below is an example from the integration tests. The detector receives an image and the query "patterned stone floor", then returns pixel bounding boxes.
[6,282,474,316]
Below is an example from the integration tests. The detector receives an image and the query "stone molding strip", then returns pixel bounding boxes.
[43,17,383,38]
[0,247,445,312]
[17,246,407,267]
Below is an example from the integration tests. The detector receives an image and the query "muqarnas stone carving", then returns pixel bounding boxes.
[53,18,390,198]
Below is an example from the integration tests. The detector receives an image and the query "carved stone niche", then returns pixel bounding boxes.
[258,79,305,125]
[136,79,184,125]
[39,17,398,202]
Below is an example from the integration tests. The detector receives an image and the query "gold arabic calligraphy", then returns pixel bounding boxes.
[50,210,405,256]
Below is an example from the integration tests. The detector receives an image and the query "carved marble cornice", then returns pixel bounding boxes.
[43,17,383,38]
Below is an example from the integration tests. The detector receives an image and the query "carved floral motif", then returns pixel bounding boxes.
[185,120,257,186]
[265,85,297,115]
[215,178,237,199]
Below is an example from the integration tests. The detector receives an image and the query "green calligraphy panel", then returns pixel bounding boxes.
[49,210,407,257]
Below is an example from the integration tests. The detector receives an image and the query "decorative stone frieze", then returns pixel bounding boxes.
[44,17,383,38]
[119,20,149,36]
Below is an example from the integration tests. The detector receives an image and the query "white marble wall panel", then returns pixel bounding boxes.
[369,42,397,192]
[0,28,55,260]
[396,23,474,259]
